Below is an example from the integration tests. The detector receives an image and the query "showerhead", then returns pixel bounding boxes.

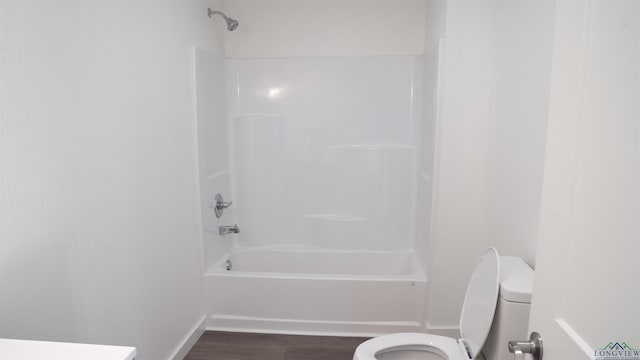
[226,18,239,31]
[208,8,239,31]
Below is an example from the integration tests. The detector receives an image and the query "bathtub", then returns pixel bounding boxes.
[204,247,427,336]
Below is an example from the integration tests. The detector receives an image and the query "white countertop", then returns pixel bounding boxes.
[0,339,136,360]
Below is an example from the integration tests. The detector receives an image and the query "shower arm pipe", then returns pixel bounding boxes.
[208,9,230,21]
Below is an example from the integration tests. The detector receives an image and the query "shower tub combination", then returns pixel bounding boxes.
[199,53,431,336]
[205,247,427,336]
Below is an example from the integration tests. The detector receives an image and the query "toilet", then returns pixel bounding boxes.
[353,248,535,360]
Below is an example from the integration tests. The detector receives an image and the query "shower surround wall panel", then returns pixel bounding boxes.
[226,56,421,251]
[205,56,425,335]
[194,47,234,273]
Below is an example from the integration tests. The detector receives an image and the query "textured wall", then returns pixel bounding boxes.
[0,1,223,359]
[222,0,426,57]
[425,0,554,330]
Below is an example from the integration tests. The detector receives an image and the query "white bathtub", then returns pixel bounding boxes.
[204,247,428,336]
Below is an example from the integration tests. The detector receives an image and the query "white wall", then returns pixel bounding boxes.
[0,1,224,359]
[425,0,554,330]
[222,0,426,57]
[426,0,498,330]
[484,0,555,267]
[227,56,422,251]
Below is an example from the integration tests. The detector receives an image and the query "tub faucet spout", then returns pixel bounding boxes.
[219,224,240,236]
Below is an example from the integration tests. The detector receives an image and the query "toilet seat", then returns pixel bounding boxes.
[354,333,467,360]
[353,248,500,360]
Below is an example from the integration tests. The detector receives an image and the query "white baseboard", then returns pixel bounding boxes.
[169,315,206,360]
[206,314,422,337]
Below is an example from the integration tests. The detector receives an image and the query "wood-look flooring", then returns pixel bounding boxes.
[185,331,369,360]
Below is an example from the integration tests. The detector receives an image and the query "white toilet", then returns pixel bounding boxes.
[353,248,535,360]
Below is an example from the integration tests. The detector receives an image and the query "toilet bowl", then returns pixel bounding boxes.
[355,332,466,360]
[353,248,500,360]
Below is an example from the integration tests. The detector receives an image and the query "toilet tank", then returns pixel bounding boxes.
[482,256,534,360]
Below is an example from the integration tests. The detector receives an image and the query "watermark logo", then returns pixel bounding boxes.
[594,342,640,360]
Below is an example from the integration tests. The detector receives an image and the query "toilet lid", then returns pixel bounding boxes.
[459,248,500,359]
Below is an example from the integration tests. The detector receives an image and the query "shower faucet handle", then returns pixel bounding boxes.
[216,198,233,209]
[209,193,233,218]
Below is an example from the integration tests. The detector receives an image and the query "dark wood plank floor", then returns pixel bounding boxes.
[185,331,370,360]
